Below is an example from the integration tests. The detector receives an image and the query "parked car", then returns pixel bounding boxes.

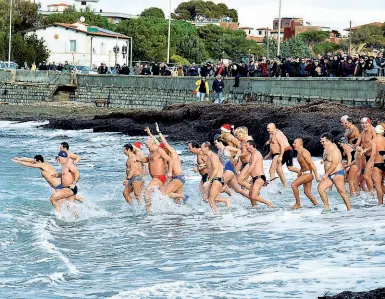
[0,61,19,69]
[74,65,98,75]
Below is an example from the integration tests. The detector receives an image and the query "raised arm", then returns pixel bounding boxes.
[69,152,81,164]
[156,123,174,153]
[12,159,41,169]
[144,127,160,145]
[16,157,35,162]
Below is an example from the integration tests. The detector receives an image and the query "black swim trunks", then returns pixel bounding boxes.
[201,173,209,183]
[252,175,266,183]
[65,185,78,195]
[282,148,294,167]
[374,163,385,172]
[365,155,371,162]
[211,177,224,186]
[272,153,279,158]
[241,162,249,170]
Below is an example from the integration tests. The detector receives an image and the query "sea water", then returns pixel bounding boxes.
[0,121,384,299]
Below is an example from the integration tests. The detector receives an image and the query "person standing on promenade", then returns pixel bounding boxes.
[318,133,351,213]
[266,123,299,188]
[195,76,209,102]
[212,75,225,104]
[60,142,81,164]
[143,132,173,213]
[291,138,319,209]
[367,125,385,205]
[50,151,81,215]
[122,143,144,205]
[243,140,273,207]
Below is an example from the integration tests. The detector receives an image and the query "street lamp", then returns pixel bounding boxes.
[167,0,171,63]
[276,0,282,56]
[8,0,13,67]
[113,45,120,65]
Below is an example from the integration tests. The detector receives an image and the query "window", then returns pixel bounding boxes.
[69,40,76,52]
[81,1,86,5]
[285,22,290,26]
[259,31,262,35]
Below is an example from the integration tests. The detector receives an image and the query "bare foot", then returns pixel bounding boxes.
[291,203,302,210]
[226,198,232,210]
[267,203,276,208]
[75,195,84,203]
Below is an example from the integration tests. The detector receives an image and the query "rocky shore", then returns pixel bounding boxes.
[1,101,384,156]
[320,287,385,299]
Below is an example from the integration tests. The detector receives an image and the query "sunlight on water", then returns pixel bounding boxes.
[0,121,384,298]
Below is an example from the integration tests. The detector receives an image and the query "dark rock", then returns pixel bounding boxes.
[41,101,385,156]
[319,287,385,298]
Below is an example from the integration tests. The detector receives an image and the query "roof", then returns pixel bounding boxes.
[343,22,384,31]
[47,3,70,6]
[255,27,271,30]
[239,26,253,29]
[26,22,129,38]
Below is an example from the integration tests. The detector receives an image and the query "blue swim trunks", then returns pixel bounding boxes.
[128,175,144,185]
[55,184,63,190]
[172,175,185,184]
[224,161,236,174]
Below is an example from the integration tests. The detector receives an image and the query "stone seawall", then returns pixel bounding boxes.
[0,69,383,108]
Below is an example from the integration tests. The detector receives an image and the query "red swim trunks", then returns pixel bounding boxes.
[153,174,167,185]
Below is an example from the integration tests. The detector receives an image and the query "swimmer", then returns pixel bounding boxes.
[122,143,144,205]
[142,135,173,213]
[291,138,320,209]
[155,123,187,203]
[50,151,81,215]
[12,155,63,191]
[367,125,385,205]
[340,117,360,165]
[189,142,209,198]
[201,142,231,213]
[214,135,249,199]
[355,117,376,195]
[234,126,253,190]
[317,133,351,213]
[266,123,300,188]
[60,142,81,164]
[243,140,273,207]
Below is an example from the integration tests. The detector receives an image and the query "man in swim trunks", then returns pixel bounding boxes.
[340,117,360,165]
[50,151,81,215]
[291,138,320,209]
[60,142,81,164]
[12,155,63,190]
[367,125,385,205]
[317,133,351,213]
[234,126,253,190]
[356,117,376,195]
[155,123,187,203]
[266,123,299,188]
[189,142,208,198]
[123,143,144,205]
[201,142,231,213]
[243,140,273,207]
[142,137,173,213]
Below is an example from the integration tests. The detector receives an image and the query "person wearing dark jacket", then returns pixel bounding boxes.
[233,63,247,87]
[342,57,355,77]
[354,56,366,77]
[151,63,160,76]
[327,56,338,77]
[188,64,199,76]
[284,57,294,77]
[212,75,225,104]
[120,64,130,75]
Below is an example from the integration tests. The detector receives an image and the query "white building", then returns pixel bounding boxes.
[73,0,99,12]
[25,22,131,68]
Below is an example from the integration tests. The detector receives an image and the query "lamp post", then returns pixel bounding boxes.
[8,0,13,67]
[276,0,282,56]
[129,37,133,68]
[167,0,171,63]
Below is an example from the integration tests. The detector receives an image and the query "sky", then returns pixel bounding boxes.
[39,0,385,32]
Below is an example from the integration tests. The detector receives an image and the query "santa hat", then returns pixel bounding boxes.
[159,143,167,149]
[221,124,232,133]
[361,117,371,124]
[132,142,142,151]
[340,115,349,121]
